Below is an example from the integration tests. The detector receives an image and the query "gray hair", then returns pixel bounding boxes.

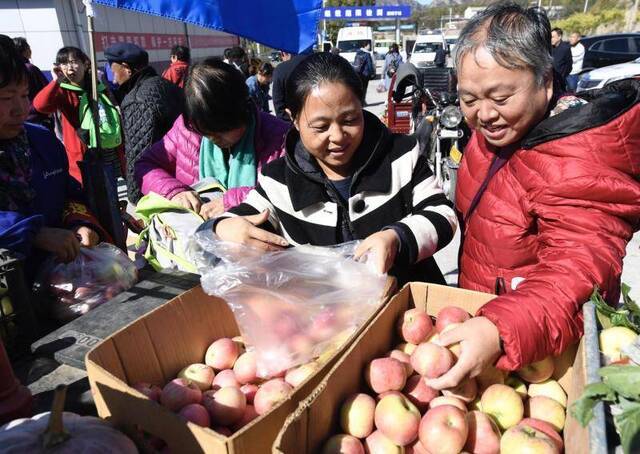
[454,2,553,86]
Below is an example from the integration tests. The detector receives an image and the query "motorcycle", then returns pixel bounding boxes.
[390,63,469,203]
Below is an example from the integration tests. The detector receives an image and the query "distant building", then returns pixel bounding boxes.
[464,7,486,20]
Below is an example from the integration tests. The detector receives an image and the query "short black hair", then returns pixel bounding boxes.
[0,34,27,89]
[228,46,246,60]
[170,45,190,62]
[258,62,273,76]
[286,52,363,120]
[55,46,90,66]
[183,57,251,135]
[12,37,29,56]
[552,27,563,37]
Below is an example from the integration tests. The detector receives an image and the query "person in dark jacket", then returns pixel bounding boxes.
[354,42,375,103]
[246,62,273,112]
[0,35,107,282]
[204,52,457,284]
[105,43,183,204]
[271,51,309,122]
[12,37,52,130]
[551,28,572,86]
[162,45,190,88]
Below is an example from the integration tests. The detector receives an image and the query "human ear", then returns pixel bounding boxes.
[286,109,300,131]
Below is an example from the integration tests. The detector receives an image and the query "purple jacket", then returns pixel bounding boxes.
[134,111,289,209]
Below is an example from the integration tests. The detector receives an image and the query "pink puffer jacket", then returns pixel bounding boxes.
[134,111,289,209]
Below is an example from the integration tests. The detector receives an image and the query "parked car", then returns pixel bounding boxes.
[577,57,640,92]
[580,33,640,70]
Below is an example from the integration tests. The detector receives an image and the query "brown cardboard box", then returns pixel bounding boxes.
[86,280,395,454]
[274,283,589,454]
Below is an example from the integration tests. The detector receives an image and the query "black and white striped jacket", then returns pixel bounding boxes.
[217,111,457,284]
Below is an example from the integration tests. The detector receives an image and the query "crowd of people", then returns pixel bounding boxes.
[1,1,639,388]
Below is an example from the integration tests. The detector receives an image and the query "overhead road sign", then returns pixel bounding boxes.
[322,6,411,21]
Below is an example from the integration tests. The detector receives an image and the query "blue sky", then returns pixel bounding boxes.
[415,0,433,4]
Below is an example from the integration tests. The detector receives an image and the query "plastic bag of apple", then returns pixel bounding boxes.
[34,243,138,321]
[189,232,388,378]
[133,334,350,438]
[322,306,569,454]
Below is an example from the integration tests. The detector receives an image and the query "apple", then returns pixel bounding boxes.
[398,308,433,345]
[212,369,240,390]
[240,383,259,404]
[205,338,240,371]
[397,342,418,355]
[289,334,314,355]
[253,378,293,415]
[527,379,567,407]
[233,351,258,384]
[435,306,471,333]
[469,397,483,412]
[364,430,403,454]
[419,405,468,454]
[475,366,505,391]
[464,410,500,454]
[321,434,365,454]
[516,356,555,384]
[160,378,202,411]
[599,326,638,362]
[428,396,467,412]
[178,403,210,427]
[387,350,414,378]
[133,382,162,402]
[202,386,246,426]
[374,393,421,446]
[403,375,439,412]
[442,378,478,403]
[525,396,566,432]
[505,375,528,399]
[406,439,429,454]
[518,418,564,452]
[439,323,462,358]
[212,425,233,436]
[410,342,454,379]
[365,358,407,394]
[285,362,319,388]
[480,384,523,431]
[340,393,376,439]
[310,308,339,342]
[178,363,215,391]
[500,425,559,454]
[273,309,302,338]
[231,404,260,431]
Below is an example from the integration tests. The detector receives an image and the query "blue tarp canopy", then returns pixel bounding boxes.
[93,0,323,54]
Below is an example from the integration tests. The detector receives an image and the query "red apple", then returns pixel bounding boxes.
[133,382,161,402]
[387,350,414,378]
[202,386,246,426]
[398,308,433,345]
[212,369,240,390]
[321,434,365,454]
[428,396,467,412]
[524,396,565,432]
[375,393,421,446]
[340,393,376,439]
[285,362,319,388]
[500,425,559,454]
[419,405,468,454]
[160,378,202,411]
[231,404,260,431]
[233,351,258,384]
[240,383,259,404]
[403,375,439,413]
[205,338,240,371]
[435,306,471,333]
[406,439,429,454]
[480,384,524,431]
[516,356,555,384]
[310,308,339,342]
[464,410,500,454]
[365,357,407,394]
[442,378,478,403]
[364,430,403,453]
[253,378,292,415]
[410,342,454,379]
[518,418,564,452]
[178,363,215,391]
[178,403,210,427]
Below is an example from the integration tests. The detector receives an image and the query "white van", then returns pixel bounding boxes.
[411,32,446,68]
[374,39,394,60]
[336,26,374,65]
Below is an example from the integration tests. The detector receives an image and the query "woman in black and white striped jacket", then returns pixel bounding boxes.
[203,52,457,285]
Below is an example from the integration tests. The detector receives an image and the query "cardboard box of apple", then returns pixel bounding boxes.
[320,306,569,454]
[132,335,338,440]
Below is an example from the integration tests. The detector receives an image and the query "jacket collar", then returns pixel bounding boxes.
[284,110,391,211]
[117,66,157,101]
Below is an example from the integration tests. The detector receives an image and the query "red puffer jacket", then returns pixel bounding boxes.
[456,80,640,371]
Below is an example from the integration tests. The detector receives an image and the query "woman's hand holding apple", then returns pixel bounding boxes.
[214,210,288,252]
[425,316,502,390]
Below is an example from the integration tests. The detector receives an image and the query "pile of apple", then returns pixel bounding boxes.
[133,336,323,436]
[322,307,568,454]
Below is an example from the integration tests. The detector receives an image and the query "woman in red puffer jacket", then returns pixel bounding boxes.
[425,3,640,391]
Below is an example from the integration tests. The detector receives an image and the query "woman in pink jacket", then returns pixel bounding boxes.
[134,58,289,219]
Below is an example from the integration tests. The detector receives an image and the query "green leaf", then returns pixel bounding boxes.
[599,366,640,400]
[613,398,640,454]
[570,382,616,427]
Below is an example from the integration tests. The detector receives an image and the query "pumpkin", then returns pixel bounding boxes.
[0,385,138,453]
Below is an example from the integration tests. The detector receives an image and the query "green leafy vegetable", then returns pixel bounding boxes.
[613,398,640,454]
[591,286,640,333]
[571,382,616,426]
[600,366,640,400]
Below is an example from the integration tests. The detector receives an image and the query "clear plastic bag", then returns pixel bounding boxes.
[190,232,388,378]
[36,243,138,320]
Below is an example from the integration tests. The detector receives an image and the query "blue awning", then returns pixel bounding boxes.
[93,0,322,54]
